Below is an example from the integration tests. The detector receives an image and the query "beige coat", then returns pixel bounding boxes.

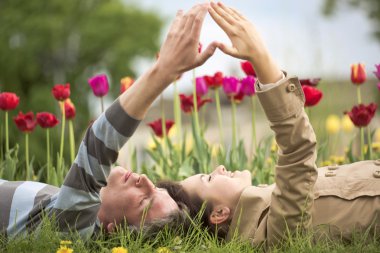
[226,76,380,247]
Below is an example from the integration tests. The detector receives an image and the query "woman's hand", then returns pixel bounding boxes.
[209,2,282,84]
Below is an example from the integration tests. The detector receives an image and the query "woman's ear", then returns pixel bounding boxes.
[209,206,230,224]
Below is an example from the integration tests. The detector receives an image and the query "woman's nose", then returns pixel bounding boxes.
[137,174,155,191]
[215,165,226,174]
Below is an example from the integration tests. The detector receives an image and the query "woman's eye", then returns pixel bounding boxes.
[208,175,212,182]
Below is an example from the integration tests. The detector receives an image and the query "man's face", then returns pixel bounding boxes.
[100,166,178,226]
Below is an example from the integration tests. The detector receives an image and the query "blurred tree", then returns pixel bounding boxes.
[322,0,380,43]
[0,0,163,166]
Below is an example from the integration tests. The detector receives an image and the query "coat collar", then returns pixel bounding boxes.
[227,184,275,241]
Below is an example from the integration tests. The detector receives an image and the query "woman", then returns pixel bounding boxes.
[159,2,380,247]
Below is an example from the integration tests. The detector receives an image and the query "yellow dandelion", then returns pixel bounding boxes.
[112,246,128,253]
[341,114,354,133]
[329,155,345,165]
[372,142,380,152]
[265,157,273,166]
[56,246,73,253]
[320,160,332,167]
[270,139,278,153]
[157,247,172,253]
[325,114,341,134]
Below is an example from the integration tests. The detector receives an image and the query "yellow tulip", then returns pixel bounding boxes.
[325,114,341,134]
[341,115,354,133]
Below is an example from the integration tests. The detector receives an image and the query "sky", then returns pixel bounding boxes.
[125,0,380,95]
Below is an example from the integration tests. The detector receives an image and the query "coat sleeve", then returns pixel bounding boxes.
[52,99,140,238]
[255,76,318,246]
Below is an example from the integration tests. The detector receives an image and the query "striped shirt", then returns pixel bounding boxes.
[0,100,140,239]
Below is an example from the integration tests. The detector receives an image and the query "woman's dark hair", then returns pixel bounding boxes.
[157,180,230,239]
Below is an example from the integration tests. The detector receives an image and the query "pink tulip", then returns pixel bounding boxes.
[223,76,241,97]
[196,77,208,96]
[241,76,256,96]
[88,74,109,97]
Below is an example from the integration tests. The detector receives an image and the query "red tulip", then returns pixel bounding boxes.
[204,72,224,89]
[36,112,59,128]
[147,118,174,138]
[64,99,76,120]
[179,94,212,114]
[351,63,366,85]
[52,83,70,101]
[345,103,377,128]
[374,64,380,80]
[300,78,321,87]
[13,111,37,133]
[88,74,109,97]
[302,85,323,107]
[241,61,256,77]
[120,77,134,94]
[0,92,19,111]
[196,77,208,96]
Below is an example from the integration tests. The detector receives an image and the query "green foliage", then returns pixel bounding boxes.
[0,0,163,165]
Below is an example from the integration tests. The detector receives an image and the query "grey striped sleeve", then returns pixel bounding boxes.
[53,99,140,238]
[0,181,23,235]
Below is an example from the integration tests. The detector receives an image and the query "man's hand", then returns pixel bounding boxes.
[209,1,282,84]
[155,3,218,83]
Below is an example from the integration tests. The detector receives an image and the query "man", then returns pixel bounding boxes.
[0,3,218,239]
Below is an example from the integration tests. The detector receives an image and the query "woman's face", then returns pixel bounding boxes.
[180,165,252,209]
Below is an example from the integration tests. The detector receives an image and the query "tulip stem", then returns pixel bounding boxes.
[160,95,167,156]
[173,81,182,142]
[231,99,237,149]
[58,101,65,172]
[192,69,200,135]
[25,133,30,180]
[250,96,257,154]
[69,120,75,164]
[357,86,362,104]
[367,127,372,160]
[360,127,364,160]
[215,89,224,146]
[5,111,9,154]
[100,97,104,113]
[46,129,50,183]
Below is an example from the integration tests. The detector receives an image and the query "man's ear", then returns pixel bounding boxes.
[106,222,115,233]
[209,206,230,225]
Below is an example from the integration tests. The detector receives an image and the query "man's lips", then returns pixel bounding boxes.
[124,171,132,183]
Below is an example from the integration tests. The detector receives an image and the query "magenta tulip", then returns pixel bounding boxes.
[88,74,109,97]
[241,76,256,96]
[223,76,241,98]
[196,77,208,96]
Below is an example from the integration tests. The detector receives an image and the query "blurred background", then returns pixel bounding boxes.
[1,0,379,168]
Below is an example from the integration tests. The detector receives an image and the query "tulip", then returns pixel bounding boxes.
[36,112,59,183]
[147,119,175,138]
[351,63,366,85]
[241,76,256,96]
[223,76,241,98]
[52,83,70,101]
[196,77,208,96]
[0,92,20,153]
[14,111,37,180]
[345,103,377,160]
[0,92,20,111]
[64,99,76,120]
[241,61,256,77]
[300,78,321,87]
[302,85,323,107]
[345,103,377,128]
[373,64,380,80]
[88,74,109,113]
[36,112,59,129]
[120,77,134,94]
[64,99,76,163]
[179,94,212,114]
[325,114,341,134]
[204,72,224,90]
[341,114,354,133]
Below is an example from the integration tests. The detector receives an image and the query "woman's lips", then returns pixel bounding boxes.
[124,171,132,183]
